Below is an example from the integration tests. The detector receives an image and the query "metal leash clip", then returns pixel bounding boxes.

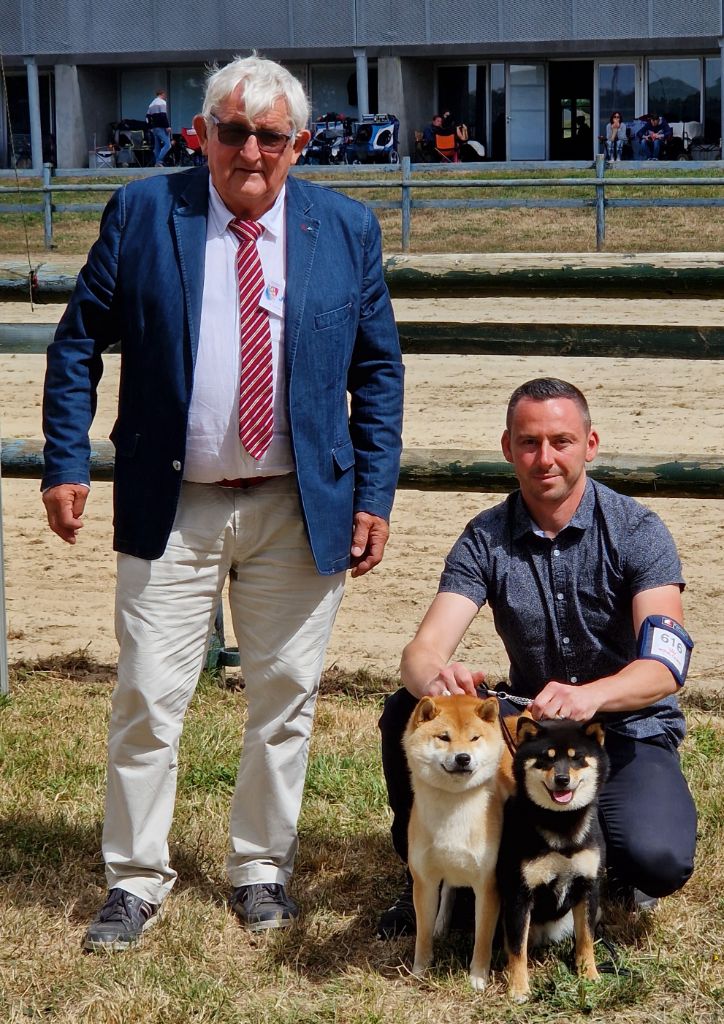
[482,686,533,708]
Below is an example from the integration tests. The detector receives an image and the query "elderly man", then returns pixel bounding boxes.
[378,378,696,937]
[42,54,403,949]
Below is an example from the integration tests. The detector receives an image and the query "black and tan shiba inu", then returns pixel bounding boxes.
[497,718,609,1002]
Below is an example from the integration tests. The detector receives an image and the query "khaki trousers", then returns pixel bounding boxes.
[104,478,345,904]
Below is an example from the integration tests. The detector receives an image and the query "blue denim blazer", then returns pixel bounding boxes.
[42,168,403,573]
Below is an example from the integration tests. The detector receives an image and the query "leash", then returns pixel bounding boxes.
[477,686,533,754]
[479,685,533,709]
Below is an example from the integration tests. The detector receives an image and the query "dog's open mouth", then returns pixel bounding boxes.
[547,787,574,804]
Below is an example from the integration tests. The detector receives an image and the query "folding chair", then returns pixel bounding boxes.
[434,132,458,162]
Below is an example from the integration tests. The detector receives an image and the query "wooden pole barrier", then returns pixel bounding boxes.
[3,321,724,360]
[7,254,724,301]
[4,440,724,499]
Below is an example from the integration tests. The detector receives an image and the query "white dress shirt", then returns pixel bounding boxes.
[183,182,294,482]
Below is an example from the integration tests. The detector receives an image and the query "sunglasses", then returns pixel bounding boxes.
[208,114,294,153]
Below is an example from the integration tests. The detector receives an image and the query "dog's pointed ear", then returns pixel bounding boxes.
[412,696,440,728]
[516,717,541,744]
[477,696,499,723]
[584,721,605,747]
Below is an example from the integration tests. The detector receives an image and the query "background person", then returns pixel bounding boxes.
[146,88,172,166]
[604,111,627,161]
[377,377,696,937]
[638,113,672,160]
[42,53,403,950]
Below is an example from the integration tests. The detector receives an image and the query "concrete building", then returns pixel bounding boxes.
[1,0,723,168]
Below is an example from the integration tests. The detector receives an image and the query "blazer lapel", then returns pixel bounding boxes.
[284,175,320,382]
[171,167,210,369]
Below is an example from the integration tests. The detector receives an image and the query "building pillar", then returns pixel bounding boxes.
[378,56,435,159]
[24,56,44,172]
[55,65,90,168]
[719,37,724,147]
[353,48,369,117]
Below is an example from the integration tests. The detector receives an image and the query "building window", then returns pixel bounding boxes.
[648,59,700,123]
[490,63,506,160]
[168,69,206,131]
[310,64,377,121]
[121,70,166,125]
[704,57,721,142]
[598,64,636,138]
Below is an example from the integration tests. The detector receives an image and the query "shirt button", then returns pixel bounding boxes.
[571,676,578,683]
[556,592,564,600]
[172,460,181,471]
[562,636,570,644]
[553,549,560,558]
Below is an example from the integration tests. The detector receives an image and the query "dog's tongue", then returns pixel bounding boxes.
[552,790,574,804]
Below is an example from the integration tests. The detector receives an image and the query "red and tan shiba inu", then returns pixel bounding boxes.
[403,694,508,990]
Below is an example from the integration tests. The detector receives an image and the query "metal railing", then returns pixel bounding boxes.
[1,155,724,252]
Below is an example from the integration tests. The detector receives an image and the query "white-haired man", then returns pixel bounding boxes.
[42,54,403,949]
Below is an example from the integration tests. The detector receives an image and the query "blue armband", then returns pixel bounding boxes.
[636,615,693,686]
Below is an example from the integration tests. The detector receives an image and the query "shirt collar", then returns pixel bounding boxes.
[208,181,286,240]
[513,476,595,541]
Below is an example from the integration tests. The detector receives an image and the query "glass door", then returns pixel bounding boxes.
[507,64,546,160]
[596,62,640,141]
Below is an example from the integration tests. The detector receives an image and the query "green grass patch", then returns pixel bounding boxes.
[0,660,722,1023]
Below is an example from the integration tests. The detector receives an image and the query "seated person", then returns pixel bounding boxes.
[422,114,444,150]
[604,111,627,161]
[638,113,673,160]
[574,114,593,157]
[378,377,697,937]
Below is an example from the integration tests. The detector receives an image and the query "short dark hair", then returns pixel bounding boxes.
[506,378,591,431]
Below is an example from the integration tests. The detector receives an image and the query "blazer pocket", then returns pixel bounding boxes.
[314,302,353,332]
[332,441,355,474]
[109,422,140,458]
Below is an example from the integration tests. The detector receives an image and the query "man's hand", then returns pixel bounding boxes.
[42,484,90,544]
[415,664,485,700]
[530,680,602,722]
[350,512,389,577]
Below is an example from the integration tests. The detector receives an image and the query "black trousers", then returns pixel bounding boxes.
[379,687,697,898]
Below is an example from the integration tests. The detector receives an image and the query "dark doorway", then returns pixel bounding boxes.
[437,65,486,151]
[3,72,56,167]
[549,61,594,160]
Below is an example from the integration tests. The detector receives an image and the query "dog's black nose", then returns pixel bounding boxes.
[455,753,472,768]
[554,771,570,788]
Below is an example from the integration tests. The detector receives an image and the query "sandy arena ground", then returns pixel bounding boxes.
[1,299,722,696]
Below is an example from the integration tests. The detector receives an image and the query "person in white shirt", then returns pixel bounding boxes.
[147,89,172,166]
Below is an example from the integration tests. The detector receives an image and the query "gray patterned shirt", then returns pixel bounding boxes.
[439,477,686,744]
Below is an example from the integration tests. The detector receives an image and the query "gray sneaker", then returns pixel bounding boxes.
[231,883,299,932]
[83,888,159,951]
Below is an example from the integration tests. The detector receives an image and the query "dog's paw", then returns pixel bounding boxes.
[508,986,531,1003]
[469,970,489,991]
[579,963,600,982]
[411,960,430,978]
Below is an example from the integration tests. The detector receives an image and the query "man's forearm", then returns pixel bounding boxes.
[587,658,679,713]
[400,642,448,698]
[531,659,679,722]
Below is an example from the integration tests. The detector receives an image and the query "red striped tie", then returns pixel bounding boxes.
[229,218,273,460]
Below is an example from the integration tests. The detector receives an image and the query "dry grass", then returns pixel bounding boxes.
[1,656,722,1023]
[1,167,724,255]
